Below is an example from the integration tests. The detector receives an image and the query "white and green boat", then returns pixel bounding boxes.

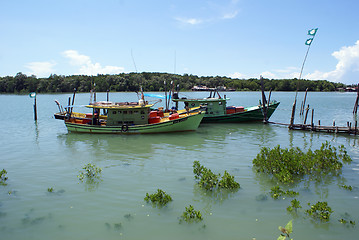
[55,100,205,134]
[172,91,279,123]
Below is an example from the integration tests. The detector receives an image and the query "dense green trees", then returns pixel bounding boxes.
[0,72,346,93]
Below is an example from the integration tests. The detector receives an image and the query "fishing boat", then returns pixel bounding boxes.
[172,91,279,123]
[54,97,205,134]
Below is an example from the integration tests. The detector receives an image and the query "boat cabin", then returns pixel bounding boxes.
[173,98,227,117]
[87,102,150,126]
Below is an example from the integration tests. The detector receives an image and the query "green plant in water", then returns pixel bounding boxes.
[193,161,240,191]
[78,163,102,182]
[144,189,173,207]
[287,199,302,212]
[47,187,54,193]
[340,184,353,191]
[306,201,333,222]
[338,213,356,226]
[0,169,8,186]
[270,186,299,199]
[179,205,203,224]
[218,170,240,189]
[277,219,293,240]
[252,141,352,183]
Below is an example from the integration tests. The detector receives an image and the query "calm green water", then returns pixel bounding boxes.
[1,91,358,240]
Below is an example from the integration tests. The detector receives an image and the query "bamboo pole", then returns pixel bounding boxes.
[301,88,308,115]
[260,76,268,123]
[311,109,314,128]
[33,95,37,121]
[289,99,297,129]
[303,104,309,124]
[267,89,272,108]
[354,84,359,114]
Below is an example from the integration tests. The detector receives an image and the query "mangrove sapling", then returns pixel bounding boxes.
[340,184,353,191]
[0,169,8,185]
[193,161,240,191]
[179,205,203,224]
[306,201,333,222]
[252,141,352,184]
[270,186,299,199]
[78,163,102,183]
[218,171,240,189]
[144,189,172,208]
[338,213,356,226]
[287,199,302,213]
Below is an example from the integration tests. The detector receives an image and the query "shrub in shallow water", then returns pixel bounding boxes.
[193,161,240,191]
[179,205,203,224]
[144,189,172,207]
[0,169,8,186]
[287,199,302,213]
[78,163,102,182]
[270,186,299,199]
[252,141,352,183]
[306,201,333,222]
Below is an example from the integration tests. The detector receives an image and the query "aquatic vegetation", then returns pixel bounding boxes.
[47,187,54,193]
[78,163,102,182]
[306,201,333,222]
[0,169,8,185]
[144,189,173,208]
[277,220,293,240]
[287,199,302,212]
[179,205,203,224]
[339,218,356,225]
[340,184,353,191]
[253,141,352,183]
[338,213,356,226]
[193,161,240,191]
[218,171,240,189]
[270,186,299,199]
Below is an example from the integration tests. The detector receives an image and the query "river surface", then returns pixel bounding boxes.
[0,91,358,240]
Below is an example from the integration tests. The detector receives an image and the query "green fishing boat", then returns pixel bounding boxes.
[55,100,205,134]
[172,91,279,123]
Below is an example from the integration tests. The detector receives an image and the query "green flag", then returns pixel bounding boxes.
[308,28,318,36]
[305,38,313,45]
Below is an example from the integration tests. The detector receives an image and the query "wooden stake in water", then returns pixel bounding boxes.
[29,92,37,121]
[353,83,359,114]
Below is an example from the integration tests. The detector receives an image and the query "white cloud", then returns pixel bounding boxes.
[174,0,239,26]
[25,61,56,77]
[260,71,277,79]
[228,72,247,79]
[222,10,238,19]
[62,50,125,75]
[62,50,91,66]
[305,40,359,84]
[175,17,203,25]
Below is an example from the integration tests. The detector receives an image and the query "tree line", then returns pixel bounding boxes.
[0,72,347,94]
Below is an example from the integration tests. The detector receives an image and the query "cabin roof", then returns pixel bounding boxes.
[86,101,153,109]
[172,98,229,102]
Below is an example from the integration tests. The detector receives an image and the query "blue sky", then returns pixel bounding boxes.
[1,0,359,84]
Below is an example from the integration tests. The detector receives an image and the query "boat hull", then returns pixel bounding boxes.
[202,102,280,123]
[64,111,205,134]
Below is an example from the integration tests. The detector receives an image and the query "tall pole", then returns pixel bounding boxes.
[29,92,37,121]
[34,95,37,121]
[296,28,318,102]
